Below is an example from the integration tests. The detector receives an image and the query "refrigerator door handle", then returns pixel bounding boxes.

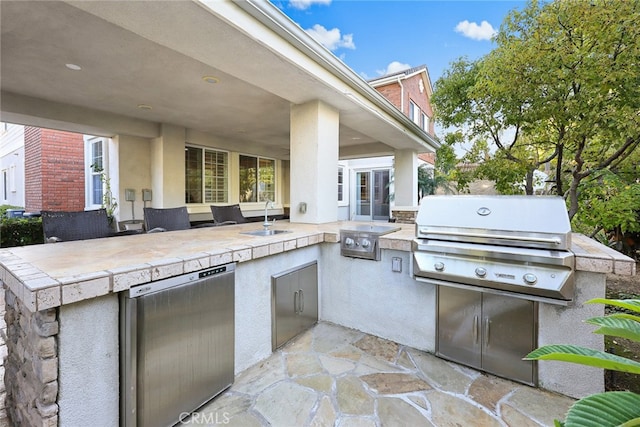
[484,317,491,347]
[473,315,479,344]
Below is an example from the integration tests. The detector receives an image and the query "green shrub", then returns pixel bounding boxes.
[0,217,44,247]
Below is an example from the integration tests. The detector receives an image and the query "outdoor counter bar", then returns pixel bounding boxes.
[0,221,635,426]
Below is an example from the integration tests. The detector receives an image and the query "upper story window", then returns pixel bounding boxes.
[239,155,275,203]
[185,146,228,204]
[421,112,429,131]
[409,100,420,125]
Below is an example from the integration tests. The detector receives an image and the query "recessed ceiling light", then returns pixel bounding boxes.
[202,76,219,84]
[351,137,361,140]
[65,63,82,71]
[137,104,153,110]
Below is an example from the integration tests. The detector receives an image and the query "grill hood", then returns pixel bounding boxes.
[415,195,571,250]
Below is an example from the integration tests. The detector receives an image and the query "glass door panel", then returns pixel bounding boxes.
[355,171,370,219]
[353,169,390,221]
[373,170,390,220]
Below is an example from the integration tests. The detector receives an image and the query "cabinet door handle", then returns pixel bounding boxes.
[484,318,490,347]
[473,315,478,344]
[299,289,304,313]
[294,291,299,314]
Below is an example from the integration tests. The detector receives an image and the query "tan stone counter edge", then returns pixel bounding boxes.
[0,223,634,313]
[0,228,333,313]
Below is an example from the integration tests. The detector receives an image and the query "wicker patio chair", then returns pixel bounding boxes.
[210,204,249,226]
[143,206,216,232]
[42,209,120,243]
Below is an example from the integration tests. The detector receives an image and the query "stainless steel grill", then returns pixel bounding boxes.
[413,195,575,305]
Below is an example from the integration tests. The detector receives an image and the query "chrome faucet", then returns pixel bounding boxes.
[263,199,274,231]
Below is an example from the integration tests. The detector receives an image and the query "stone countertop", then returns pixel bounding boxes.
[0,221,634,312]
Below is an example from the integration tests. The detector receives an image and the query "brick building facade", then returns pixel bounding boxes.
[369,65,436,141]
[24,127,85,212]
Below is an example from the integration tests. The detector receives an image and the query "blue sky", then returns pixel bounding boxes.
[271,0,527,85]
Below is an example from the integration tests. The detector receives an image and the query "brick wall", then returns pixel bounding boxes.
[403,74,435,136]
[24,127,43,213]
[375,83,402,111]
[25,127,85,212]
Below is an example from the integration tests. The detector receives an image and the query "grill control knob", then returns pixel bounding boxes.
[344,237,355,246]
[523,273,537,285]
[475,267,487,278]
[434,262,445,271]
[361,239,371,248]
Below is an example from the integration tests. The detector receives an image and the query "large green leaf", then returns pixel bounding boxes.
[525,345,640,374]
[606,313,640,324]
[585,316,640,342]
[563,391,640,427]
[587,299,640,314]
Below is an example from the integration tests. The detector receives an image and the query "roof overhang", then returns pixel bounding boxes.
[0,0,439,160]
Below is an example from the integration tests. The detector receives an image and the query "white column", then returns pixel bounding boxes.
[290,100,339,223]
[394,149,418,207]
[150,124,186,207]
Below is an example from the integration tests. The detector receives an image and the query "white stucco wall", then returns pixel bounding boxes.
[116,134,152,222]
[394,149,418,207]
[538,271,607,398]
[234,245,321,373]
[290,100,339,224]
[151,124,186,208]
[320,245,436,352]
[58,294,119,427]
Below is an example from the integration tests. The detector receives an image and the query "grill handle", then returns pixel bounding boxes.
[418,229,562,246]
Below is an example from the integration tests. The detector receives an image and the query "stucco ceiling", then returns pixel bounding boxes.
[0,0,436,159]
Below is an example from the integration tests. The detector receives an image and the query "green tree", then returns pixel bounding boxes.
[432,0,640,225]
[417,142,457,198]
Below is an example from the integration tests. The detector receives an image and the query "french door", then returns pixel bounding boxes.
[353,169,390,221]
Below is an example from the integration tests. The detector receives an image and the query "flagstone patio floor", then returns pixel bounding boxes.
[184,321,576,427]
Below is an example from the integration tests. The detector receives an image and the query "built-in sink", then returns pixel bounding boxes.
[241,229,292,236]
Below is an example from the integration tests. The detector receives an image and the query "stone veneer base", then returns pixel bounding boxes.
[4,288,58,426]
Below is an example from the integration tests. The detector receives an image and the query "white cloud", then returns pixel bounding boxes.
[376,61,412,76]
[306,24,355,51]
[454,20,497,41]
[289,0,331,10]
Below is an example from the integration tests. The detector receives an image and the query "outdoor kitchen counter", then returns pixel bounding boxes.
[0,221,633,312]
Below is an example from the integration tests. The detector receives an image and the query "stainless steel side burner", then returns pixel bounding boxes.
[340,224,401,261]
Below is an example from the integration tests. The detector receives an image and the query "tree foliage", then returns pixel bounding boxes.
[432,0,640,231]
[417,142,458,198]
